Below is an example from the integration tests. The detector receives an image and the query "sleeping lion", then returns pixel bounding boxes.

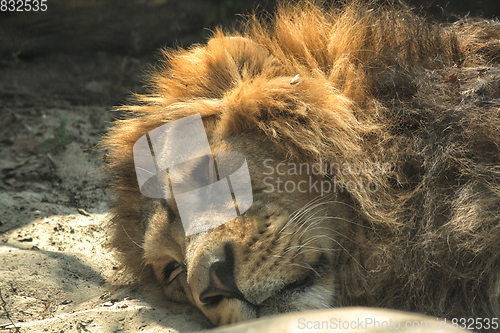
[102,0,500,330]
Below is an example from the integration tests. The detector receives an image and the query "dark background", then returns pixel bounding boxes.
[0,0,499,107]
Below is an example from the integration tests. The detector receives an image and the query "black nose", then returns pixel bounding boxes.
[199,243,245,305]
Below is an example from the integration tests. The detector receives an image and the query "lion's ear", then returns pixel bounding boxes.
[206,35,270,80]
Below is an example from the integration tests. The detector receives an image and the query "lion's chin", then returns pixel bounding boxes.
[202,297,257,326]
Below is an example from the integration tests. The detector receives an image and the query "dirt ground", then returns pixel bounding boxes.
[0,2,212,331]
[0,1,499,332]
[0,57,213,332]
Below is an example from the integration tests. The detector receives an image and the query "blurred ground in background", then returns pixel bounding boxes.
[1,0,499,107]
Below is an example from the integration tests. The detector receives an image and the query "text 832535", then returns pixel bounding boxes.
[1,0,47,12]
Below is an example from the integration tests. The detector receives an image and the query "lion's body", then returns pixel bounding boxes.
[103,1,500,330]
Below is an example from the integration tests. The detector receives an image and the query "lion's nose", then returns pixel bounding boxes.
[199,243,245,305]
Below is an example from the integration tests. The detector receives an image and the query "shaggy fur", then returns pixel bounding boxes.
[102,0,500,329]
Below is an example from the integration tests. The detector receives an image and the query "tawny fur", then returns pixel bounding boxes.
[102,0,500,327]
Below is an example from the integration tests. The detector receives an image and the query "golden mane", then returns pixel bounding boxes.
[102,0,500,321]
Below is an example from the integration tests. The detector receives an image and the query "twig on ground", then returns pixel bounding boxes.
[46,153,57,168]
[77,208,91,217]
[0,287,19,332]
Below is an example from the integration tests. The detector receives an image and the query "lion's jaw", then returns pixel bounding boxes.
[142,132,348,326]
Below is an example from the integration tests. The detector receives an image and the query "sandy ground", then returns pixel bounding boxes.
[0,101,209,332]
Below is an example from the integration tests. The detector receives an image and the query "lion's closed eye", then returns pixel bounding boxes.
[164,261,183,284]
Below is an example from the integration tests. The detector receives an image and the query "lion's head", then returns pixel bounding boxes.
[102,1,500,328]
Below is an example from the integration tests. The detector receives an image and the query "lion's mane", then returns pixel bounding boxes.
[103,0,500,321]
